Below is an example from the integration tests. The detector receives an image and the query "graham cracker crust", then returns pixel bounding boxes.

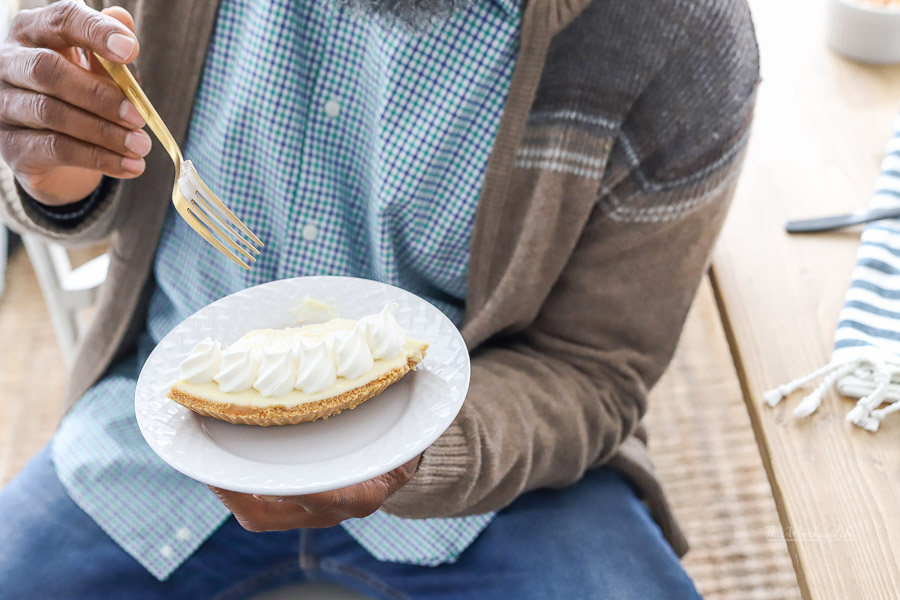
[167,356,422,426]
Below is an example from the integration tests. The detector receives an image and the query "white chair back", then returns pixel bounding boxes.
[22,236,109,364]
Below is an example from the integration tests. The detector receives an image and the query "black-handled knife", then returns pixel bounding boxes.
[785,207,900,233]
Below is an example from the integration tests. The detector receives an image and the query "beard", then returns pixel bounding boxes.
[335,0,477,32]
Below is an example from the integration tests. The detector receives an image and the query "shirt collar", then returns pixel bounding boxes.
[493,0,522,19]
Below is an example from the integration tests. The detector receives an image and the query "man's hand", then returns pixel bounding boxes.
[210,454,422,532]
[0,1,149,206]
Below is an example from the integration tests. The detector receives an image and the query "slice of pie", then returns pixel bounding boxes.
[167,303,427,426]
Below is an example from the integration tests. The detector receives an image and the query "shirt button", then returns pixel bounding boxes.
[159,544,174,558]
[324,99,341,117]
[302,223,318,241]
[176,527,192,542]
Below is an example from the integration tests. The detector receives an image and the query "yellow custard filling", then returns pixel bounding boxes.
[172,338,425,408]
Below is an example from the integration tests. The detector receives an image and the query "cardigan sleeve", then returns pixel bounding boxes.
[381,0,759,518]
[381,157,741,517]
[0,160,123,246]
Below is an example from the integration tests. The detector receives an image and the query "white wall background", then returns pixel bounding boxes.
[0,0,12,298]
[0,1,14,36]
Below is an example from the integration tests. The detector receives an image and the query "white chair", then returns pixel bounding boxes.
[22,235,109,364]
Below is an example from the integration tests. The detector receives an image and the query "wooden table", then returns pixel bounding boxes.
[712,0,900,598]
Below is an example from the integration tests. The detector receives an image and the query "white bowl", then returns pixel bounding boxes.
[826,0,900,64]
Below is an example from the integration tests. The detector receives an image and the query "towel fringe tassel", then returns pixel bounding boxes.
[794,362,859,418]
[764,359,898,432]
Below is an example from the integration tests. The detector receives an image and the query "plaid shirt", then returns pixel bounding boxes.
[51,0,519,581]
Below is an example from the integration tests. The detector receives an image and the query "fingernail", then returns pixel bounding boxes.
[122,157,145,174]
[125,130,151,156]
[119,101,145,128]
[106,32,136,61]
[253,494,285,503]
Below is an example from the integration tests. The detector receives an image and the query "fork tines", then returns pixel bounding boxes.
[179,161,263,270]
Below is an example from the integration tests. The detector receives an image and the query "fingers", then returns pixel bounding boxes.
[86,7,137,78]
[288,456,422,517]
[0,47,143,129]
[210,484,382,533]
[11,1,139,63]
[0,3,145,202]
[101,7,135,32]
[0,87,150,159]
[209,457,423,533]
[210,488,350,532]
[290,481,385,519]
[0,127,145,179]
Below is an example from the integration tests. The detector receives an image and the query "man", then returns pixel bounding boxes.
[0,0,759,597]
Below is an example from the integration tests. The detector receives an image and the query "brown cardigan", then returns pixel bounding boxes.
[0,0,760,556]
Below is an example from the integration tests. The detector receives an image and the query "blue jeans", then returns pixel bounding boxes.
[0,446,700,599]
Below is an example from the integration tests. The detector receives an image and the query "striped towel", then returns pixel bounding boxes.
[766,112,900,432]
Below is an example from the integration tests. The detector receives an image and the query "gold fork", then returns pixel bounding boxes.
[78,4,263,268]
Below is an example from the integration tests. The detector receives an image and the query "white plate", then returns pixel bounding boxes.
[135,276,470,495]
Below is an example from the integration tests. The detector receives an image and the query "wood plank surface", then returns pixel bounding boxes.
[0,242,104,486]
[647,280,800,600]
[0,248,65,485]
[712,1,900,598]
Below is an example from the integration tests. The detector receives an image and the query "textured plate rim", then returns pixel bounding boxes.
[134,276,470,494]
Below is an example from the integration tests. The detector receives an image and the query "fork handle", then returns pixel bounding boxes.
[93,55,184,165]
[74,0,183,166]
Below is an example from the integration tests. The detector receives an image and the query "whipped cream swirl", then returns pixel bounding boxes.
[181,305,411,396]
[214,347,259,393]
[253,349,296,397]
[179,338,222,383]
[327,325,375,379]
[294,339,338,393]
[359,303,405,360]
